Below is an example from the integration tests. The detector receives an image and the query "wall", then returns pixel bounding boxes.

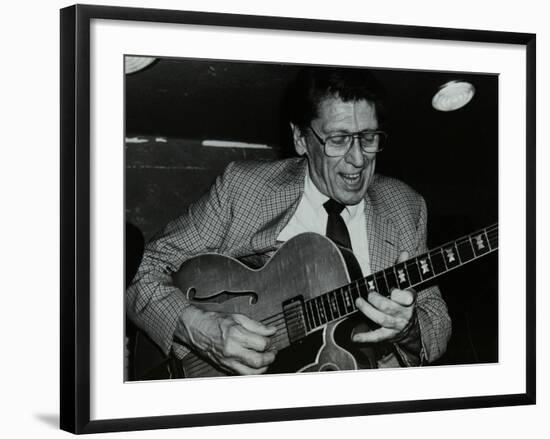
[126,137,278,240]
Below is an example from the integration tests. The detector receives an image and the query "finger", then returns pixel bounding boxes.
[355,297,396,329]
[390,288,415,307]
[229,361,270,375]
[231,346,277,370]
[235,326,273,352]
[396,250,410,264]
[367,291,405,316]
[234,314,277,336]
[352,327,396,343]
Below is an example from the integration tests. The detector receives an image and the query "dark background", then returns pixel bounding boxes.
[125,57,498,367]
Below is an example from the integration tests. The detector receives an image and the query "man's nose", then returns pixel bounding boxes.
[344,137,366,167]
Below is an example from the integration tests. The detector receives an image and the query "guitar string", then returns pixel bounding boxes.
[183,227,499,376]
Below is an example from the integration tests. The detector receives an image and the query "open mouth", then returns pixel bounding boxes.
[339,172,362,185]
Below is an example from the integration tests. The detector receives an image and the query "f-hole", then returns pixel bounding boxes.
[187,287,258,305]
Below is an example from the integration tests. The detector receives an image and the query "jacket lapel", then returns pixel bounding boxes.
[250,159,306,253]
[364,190,400,273]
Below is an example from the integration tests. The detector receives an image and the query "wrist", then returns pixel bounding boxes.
[391,311,422,366]
[174,304,204,347]
[391,309,419,345]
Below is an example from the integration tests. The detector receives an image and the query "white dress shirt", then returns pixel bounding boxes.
[277,170,372,276]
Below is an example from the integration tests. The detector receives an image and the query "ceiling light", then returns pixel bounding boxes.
[432,80,475,111]
[124,56,156,75]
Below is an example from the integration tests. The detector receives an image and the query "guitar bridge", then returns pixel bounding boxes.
[282,296,308,343]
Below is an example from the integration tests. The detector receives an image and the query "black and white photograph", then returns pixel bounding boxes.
[124,57,499,381]
[57,3,536,434]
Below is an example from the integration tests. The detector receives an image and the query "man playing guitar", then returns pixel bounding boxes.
[126,67,452,377]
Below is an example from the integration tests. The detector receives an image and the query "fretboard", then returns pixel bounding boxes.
[301,223,498,333]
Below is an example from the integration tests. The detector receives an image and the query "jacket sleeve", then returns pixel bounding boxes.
[395,197,452,365]
[126,162,237,359]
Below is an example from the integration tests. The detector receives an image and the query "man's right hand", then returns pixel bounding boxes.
[175,305,278,375]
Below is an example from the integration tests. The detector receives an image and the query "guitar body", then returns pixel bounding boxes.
[297,321,358,373]
[172,233,364,377]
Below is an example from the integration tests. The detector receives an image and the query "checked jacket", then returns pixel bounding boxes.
[126,157,451,366]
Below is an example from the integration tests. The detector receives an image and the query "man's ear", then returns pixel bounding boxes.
[290,123,307,156]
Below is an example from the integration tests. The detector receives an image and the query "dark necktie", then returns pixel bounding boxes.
[323,199,352,250]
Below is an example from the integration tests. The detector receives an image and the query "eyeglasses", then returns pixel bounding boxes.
[308,125,387,157]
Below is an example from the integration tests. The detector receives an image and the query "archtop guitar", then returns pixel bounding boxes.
[166,224,498,378]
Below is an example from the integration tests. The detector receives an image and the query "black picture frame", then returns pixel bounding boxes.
[60,4,536,434]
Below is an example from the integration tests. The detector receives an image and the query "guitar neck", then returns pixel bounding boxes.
[300,223,498,334]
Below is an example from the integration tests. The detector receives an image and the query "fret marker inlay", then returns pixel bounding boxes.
[420,259,430,274]
[398,269,407,284]
[445,248,456,263]
[474,234,485,250]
